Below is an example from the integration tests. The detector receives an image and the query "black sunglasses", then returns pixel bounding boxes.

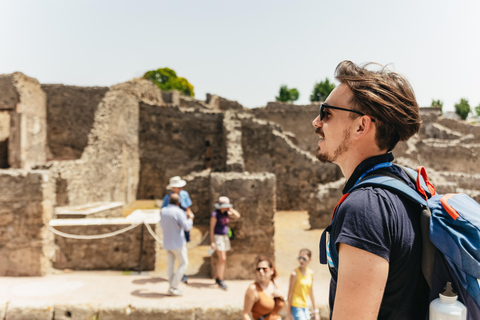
[297,256,307,262]
[319,103,375,122]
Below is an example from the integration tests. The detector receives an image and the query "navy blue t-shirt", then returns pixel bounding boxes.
[328,153,429,320]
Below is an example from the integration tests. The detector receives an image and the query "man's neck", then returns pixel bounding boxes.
[337,148,388,180]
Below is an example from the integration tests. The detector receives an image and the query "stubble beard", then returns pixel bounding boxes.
[316,128,351,163]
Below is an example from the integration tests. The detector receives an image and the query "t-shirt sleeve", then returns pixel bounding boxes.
[332,188,393,262]
[161,194,169,208]
[211,211,217,218]
[180,191,192,208]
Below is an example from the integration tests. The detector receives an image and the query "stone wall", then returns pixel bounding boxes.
[251,102,319,155]
[137,105,226,200]
[179,96,209,109]
[0,72,47,169]
[240,114,341,213]
[206,94,243,111]
[397,112,480,174]
[210,172,276,280]
[0,74,20,110]
[42,84,108,160]
[436,117,480,137]
[51,218,157,271]
[0,169,54,276]
[223,110,244,172]
[183,169,212,225]
[48,80,163,207]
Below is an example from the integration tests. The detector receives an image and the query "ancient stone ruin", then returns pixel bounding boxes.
[1,72,480,278]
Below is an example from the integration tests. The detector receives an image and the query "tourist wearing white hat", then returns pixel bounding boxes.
[162,176,194,284]
[210,196,241,290]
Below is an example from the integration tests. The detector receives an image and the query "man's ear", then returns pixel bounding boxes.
[354,116,374,138]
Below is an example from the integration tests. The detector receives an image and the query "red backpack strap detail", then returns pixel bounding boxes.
[416,166,436,200]
[331,193,350,221]
[440,194,460,220]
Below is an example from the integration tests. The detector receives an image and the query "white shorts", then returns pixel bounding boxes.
[214,234,231,252]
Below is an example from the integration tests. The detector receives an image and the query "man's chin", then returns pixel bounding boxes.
[316,148,332,163]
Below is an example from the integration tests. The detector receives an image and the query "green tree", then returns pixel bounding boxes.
[475,103,480,117]
[454,98,471,120]
[275,85,299,103]
[310,78,336,102]
[431,99,443,115]
[143,67,194,97]
[289,88,299,102]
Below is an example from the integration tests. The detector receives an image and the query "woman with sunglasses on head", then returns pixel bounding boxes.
[286,249,319,320]
[242,256,285,320]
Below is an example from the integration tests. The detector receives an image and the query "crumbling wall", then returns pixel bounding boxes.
[161,90,209,109]
[206,94,244,111]
[0,72,47,169]
[415,140,480,173]
[180,96,209,109]
[223,110,244,172]
[137,105,226,200]
[210,172,276,280]
[0,170,54,276]
[49,80,163,206]
[240,114,340,214]
[396,111,480,174]
[42,84,108,160]
[51,218,157,270]
[183,169,212,225]
[436,117,480,138]
[251,102,319,155]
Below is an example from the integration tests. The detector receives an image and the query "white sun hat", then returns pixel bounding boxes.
[214,196,233,209]
[166,176,187,189]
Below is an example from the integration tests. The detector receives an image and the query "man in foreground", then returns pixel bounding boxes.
[160,193,194,296]
[313,60,429,319]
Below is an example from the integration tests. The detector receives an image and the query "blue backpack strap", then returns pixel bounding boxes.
[319,226,329,265]
[351,171,438,288]
[322,166,430,273]
[350,175,427,206]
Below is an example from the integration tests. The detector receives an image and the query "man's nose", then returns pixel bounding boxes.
[312,115,322,127]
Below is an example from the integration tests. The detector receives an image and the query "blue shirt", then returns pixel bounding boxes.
[162,190,192,210]
[160,204,193,250]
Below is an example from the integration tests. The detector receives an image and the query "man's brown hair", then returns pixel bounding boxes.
[335,60,422,151]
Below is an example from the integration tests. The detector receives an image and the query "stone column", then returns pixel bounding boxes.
[210,172,276,280]
[223,111,245,172]
[0,169,54,276]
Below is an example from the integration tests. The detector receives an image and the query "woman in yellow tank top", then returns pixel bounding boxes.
[286,249,319,320]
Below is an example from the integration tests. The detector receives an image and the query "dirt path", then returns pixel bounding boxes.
[154,209,331,311]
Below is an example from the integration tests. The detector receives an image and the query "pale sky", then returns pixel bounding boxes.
[1,0,479,111]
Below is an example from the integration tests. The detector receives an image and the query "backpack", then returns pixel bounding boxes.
[320,164,480,319]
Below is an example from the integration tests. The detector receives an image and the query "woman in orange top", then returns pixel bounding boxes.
[286,249,319,320]
[242,256,285,320]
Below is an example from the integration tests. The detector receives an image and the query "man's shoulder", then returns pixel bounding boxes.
[342,187,388,206]
[345,182,406,205]
[161,204,183,214]
[337,187,399,222]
